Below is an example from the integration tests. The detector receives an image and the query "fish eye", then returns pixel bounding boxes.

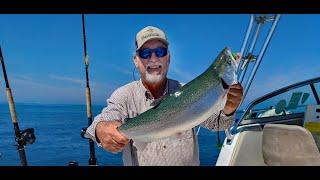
[227,58,232,65]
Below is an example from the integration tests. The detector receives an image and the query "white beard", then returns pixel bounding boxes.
[145,72,163,84]
[143,60,169,84]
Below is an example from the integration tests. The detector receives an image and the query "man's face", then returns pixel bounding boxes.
[134,40,170,84]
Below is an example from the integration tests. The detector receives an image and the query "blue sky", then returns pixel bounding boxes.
[0,14,319,109]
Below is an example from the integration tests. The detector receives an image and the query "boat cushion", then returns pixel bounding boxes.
[262,124,320,165]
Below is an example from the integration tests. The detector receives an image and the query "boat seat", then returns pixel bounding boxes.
[262,124,320,165]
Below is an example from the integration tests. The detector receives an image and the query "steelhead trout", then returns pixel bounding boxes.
[118,47,238,142]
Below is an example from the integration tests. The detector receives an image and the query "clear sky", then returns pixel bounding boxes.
[0,14,319,109]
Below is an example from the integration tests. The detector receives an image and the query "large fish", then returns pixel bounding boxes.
[118,47,238,142]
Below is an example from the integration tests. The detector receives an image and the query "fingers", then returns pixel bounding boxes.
[103,143,121,153]
[227,83,243,96]
[102,135,127,153]
[227,88,243,97]
[227,85,242,104]
[223,99,239,115]
[223,83,243,115]
[95,121,130,153]
[224,101,237,111]
[103,137,125,153]
[229,83,243,90]
[226,93,242,104]
[110,132,129,147]
[109,121,129,145]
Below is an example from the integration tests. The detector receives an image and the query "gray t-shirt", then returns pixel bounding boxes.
[86,78,234,166]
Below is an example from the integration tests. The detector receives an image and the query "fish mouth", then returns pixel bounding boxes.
[221,78,230,90]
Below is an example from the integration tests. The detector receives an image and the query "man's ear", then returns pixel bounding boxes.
[133,55,139,68]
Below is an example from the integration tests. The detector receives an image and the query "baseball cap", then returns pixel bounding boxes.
[135,26,169,51]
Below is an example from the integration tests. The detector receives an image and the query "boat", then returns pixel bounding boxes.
[215,14,320,166]
[216,76,320,165]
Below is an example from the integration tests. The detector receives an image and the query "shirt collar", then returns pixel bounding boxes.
[138,78,169,101]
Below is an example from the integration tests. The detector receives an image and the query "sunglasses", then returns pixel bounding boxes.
[137,47,168,59]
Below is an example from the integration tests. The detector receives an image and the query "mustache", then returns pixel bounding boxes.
[146,62,163,70]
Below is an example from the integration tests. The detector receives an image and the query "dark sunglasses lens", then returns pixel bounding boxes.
[138,47,167,59]
[139,49,152,59]
[155,47,167,57]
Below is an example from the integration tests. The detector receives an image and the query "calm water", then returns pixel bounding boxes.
[0,103,241,166]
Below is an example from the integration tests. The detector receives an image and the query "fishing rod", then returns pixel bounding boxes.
[80,14,97,166]
[0,46,36,166]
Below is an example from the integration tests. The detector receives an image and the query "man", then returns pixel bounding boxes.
[86,26,243,166]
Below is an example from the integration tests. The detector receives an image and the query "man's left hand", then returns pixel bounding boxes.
[223,83,243,116]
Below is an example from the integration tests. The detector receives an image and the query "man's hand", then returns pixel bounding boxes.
[95,120,129,153]
[223,83,243,116]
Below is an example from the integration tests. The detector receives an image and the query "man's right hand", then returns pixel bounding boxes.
[95,120,129,153]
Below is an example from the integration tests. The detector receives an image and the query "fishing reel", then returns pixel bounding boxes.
[80,127,88,139]
[68,161,79,166]
[16,128,36,146]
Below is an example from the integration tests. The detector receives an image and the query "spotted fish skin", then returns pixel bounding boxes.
[118,47,238,142]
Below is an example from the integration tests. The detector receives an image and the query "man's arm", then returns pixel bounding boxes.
[85,87,129,152]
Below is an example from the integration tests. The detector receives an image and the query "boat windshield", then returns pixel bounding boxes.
[240,77,320,125]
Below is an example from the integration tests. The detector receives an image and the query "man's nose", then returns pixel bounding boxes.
[149,52,159,62]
